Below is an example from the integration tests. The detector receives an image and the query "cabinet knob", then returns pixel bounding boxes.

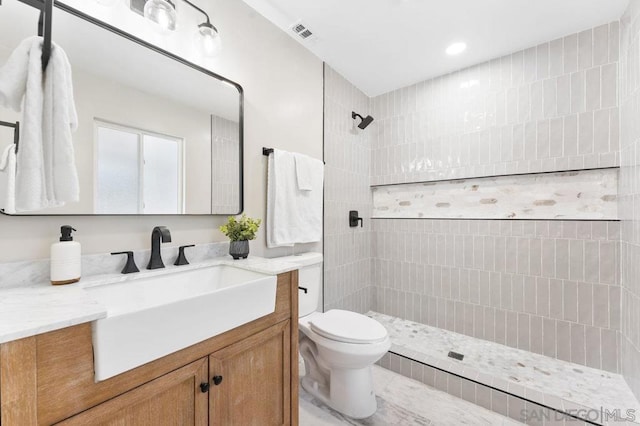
[212,375,223,386]
[200,382,210,393]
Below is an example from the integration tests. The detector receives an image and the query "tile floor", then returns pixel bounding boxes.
[369,311,640,417]
[299,365,521,425]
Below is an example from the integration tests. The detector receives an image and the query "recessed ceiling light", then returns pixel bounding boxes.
[446,42,467,56]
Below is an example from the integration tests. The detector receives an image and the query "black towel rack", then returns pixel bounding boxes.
[262,147,326,164]
[3,0,54,71]
[0,121,20,153]
[0,0,53,154]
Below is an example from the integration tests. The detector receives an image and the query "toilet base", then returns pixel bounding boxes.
[301,365,377,419]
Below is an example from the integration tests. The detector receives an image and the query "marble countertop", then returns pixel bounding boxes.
[0,256,299,345]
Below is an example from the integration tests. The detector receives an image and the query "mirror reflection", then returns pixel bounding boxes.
[0,1,242,215]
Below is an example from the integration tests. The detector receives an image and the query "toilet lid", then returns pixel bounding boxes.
[309,310,388,344]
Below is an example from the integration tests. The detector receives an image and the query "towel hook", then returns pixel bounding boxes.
[12,0,54,71]
[38,0,53,71]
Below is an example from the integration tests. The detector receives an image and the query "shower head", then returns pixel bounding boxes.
[352,111,374,130]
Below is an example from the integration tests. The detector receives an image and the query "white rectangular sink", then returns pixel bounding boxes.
[88,265,277,381]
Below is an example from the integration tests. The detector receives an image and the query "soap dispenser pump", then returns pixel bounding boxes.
[50,225,81,285]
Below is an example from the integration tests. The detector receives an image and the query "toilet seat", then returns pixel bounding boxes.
[309,309,388,344]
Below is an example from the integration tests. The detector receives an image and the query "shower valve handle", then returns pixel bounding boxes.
[349,211,363,228]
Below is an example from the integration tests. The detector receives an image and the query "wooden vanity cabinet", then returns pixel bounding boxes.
[57,358,210,426]
[0,271,299,426]
[210,321,291,426]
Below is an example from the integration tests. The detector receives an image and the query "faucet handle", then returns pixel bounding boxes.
[111,251,140,274]
[174,245,195,266]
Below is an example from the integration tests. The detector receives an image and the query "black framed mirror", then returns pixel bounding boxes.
[0,0,243,215]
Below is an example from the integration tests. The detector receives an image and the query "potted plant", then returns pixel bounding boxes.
[219,214,261,259]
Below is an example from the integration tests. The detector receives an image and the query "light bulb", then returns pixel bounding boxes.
[446,42,467,56]
[195,23,222,57]
[144,0,177,32]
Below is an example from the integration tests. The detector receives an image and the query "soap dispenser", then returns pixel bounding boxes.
[50,225,81,285]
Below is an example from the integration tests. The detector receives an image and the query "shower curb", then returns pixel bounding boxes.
[379,351,638,425]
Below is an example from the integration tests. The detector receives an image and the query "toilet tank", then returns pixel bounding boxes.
[276,252,323,317]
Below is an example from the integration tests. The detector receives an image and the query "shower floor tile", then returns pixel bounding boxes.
[299,365,521,425]
[368,311,640,423]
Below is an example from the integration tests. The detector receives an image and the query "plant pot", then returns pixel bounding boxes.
[229,240,250,260]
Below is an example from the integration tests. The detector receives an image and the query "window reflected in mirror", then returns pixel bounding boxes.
[95,122,183,215]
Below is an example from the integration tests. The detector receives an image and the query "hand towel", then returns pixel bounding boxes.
[267,149,324,248]
[294,152,323,191]
[42,39,79,206]
[266,151,293,248]
[0,36,79,212]
[0,144,17,214]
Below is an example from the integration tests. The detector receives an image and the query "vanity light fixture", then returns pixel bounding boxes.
[446,41,467,56]
[143,0,221,56]
[144,0,177,31]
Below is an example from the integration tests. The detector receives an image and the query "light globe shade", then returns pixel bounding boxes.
[195,23,222,57]
[144,0,177,32]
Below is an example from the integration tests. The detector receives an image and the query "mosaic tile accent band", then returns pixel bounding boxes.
[372,168,618,220]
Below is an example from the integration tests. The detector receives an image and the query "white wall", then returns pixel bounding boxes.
[0,0,323,262]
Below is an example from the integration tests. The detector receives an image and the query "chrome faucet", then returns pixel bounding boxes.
[147,226,172,269]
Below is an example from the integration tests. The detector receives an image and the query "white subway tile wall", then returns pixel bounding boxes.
[370,23,620,186]
[323,20,626,383]
[372,219,621,372]
[620,0,640,401]
[323,65,373,313]
[211,115,240,213]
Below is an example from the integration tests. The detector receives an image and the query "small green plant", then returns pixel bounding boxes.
[219,214,261,242]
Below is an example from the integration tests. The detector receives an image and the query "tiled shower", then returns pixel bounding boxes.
[324,0,640,422]
[621,0,640,403]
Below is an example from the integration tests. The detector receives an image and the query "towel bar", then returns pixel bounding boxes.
[0,121,19,153]
[262,147,326,164]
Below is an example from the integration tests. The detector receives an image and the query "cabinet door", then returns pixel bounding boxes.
[57,358,209,426]
[209,321,291,426]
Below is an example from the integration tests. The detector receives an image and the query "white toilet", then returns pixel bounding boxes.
[277,253,391,419]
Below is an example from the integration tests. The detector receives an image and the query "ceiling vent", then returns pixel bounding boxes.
[291,21,315,41]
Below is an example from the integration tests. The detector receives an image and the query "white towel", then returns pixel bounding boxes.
[294,153,323,191]
[0,144,17,214]
[267,149,323,248]
[0,36,79,212]
[42,39,79,205]
[0,39,31,112]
